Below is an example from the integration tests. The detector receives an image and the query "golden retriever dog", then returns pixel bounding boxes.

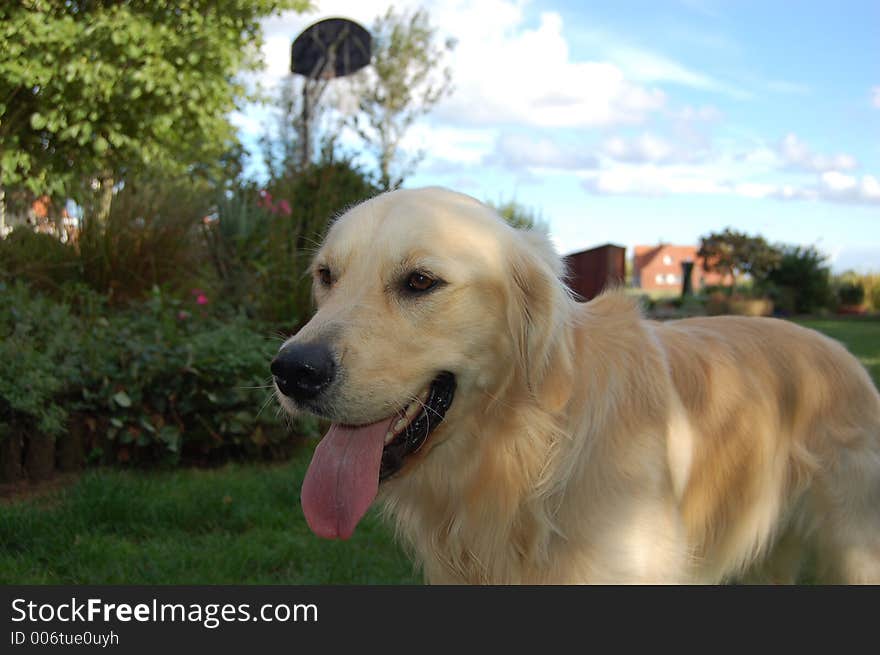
[272,187,880,584]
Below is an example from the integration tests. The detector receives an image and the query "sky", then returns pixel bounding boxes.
[234,0,880,272]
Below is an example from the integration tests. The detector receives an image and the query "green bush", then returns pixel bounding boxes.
[0,282,78,436]
[867,276,880,312]
[0,282,310,468]
[836,282,865,307]
[0,226,82,292]
[759,245,833,315]
[70,288,302,465]
[78,174,212,303]
[835,272,880,311]
[201,184,269,319]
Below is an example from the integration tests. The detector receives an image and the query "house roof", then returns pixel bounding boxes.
[564,243,626,258]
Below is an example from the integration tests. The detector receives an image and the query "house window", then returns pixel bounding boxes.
[662,255,673,265]
[665,273,679,285]
[655,274,664,284]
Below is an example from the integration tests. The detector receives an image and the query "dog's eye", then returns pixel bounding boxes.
[317,267,332,286]
[406,272,437,293]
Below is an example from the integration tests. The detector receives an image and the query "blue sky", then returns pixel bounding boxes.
[240,0,880,271]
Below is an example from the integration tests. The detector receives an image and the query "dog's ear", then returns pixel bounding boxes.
[506,228,574,412]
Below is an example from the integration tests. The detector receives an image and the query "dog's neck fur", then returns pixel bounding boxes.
[380,293,664,584]
[380,399,569,583]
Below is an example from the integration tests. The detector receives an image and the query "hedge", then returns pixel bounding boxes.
[0,282,313,482]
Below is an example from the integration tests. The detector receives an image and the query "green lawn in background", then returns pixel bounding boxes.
[1,317,878,584]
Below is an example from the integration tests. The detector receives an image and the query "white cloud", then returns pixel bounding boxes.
[602,133,687,164]
[731,133,860,177]
[733,182,780,199]
[669,104,723,123]
[399,123,496,165]
[600,129,715,166]
[821,170,858,194]
[581,164,728,197]
[485,132,598,170]
[777,133,858,173]
[733,144,779,168]
[581,161,880,205]
[817,171,880,204]
[772,185,811,201]
[872,86,880,109]
[435,10,666,128]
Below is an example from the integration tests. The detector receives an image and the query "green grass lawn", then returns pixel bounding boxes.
[1,317,878,585]
[0,451,419,584]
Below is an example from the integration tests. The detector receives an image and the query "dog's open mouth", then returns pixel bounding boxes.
[379,372,456,481]
[300,372,456,540]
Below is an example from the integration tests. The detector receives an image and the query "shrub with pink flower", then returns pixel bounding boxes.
[257,189,274,210]
[191,288,209,306]
[257,189,292,217]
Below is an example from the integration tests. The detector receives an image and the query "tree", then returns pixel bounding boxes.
[259,76,308,182]
[258,74,341,181]
[698,228,781,293]
[761,245,833,314]
[0,0,310,222]
[342,6,455,190]
[488,198,545,231]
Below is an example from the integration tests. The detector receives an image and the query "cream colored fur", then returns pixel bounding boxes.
[284,186,880,584]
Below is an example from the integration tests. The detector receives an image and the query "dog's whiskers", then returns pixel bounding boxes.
[255,390,276,421]
[405,392,444,421]
[239,375,276,391]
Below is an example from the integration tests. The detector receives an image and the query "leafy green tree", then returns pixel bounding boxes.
[0,0,310,221]
[488,198,545,231]
[760,245,833,314]
[698,228,781,294]
[343,6,455,190]
[835,271,880,312]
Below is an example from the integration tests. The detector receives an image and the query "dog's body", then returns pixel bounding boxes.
[274,187,880,584]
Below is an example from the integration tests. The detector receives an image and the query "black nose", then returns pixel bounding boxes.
[271,343,336,401]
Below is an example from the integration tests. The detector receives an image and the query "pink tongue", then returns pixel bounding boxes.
[301,417,394,539]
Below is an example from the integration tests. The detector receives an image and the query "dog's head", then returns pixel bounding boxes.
[272,187,571,539]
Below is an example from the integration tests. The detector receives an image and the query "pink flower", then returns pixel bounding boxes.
[177,310,191,320]
[191,288,204,296]
[277,199,292,216]
[196,294,208,306]
[257,190,273,209]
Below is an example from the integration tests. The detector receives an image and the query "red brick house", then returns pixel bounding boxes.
[633,244,730,292]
